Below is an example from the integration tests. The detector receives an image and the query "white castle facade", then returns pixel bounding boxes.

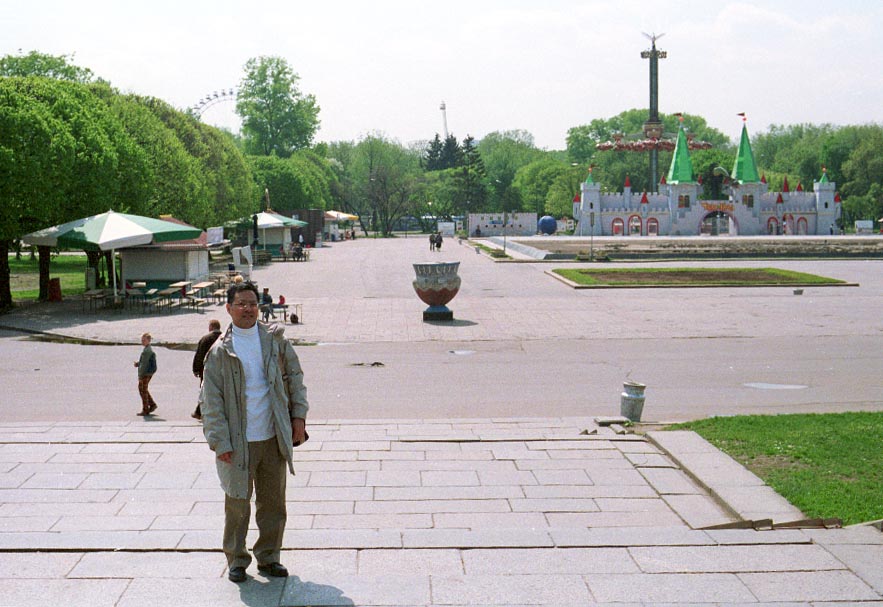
[574,124,841,237]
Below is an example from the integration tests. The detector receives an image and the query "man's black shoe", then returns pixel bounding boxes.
[257,562,288,577]
[228,566,247,583]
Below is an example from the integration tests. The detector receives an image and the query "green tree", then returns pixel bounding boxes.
[351,134,422,236]
[513,159,570,215]
[0,78,76,307]
[248,155,312,213]
[326,141,364,229]
[457,135,488,215]
[0,77,144,303]
[478,130,544,210]
[692,148,736,200]
[545,165,587,218]
[106,95,205,221]
[0,50,95,83]
[236,56,320,157]
[440,134,463,169]
[423,134,444,171]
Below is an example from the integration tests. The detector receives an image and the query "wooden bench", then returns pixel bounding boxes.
[188,298,209,313]
[278,303,302,324]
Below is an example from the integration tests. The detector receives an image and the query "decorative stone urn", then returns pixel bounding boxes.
[412,262,461,321]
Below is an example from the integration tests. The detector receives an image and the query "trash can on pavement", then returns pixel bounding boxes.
[48,277,62,302]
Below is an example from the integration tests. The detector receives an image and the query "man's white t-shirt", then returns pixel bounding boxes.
[231,324,275,442]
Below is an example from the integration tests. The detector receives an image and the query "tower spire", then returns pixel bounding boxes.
[666,117,694,184]
[731,116,760,184]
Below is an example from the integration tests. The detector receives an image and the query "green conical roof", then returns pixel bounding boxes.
[666,126,694,184]
[819,169,829,183]
[731,124,760,184]
[585,170,595,185]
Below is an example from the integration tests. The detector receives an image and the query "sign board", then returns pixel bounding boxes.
[437,221,456,237]
[855,220,874,234]
[206,227,224,245]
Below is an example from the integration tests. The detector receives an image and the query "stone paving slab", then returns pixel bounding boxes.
[0,419,880,605]
[649,430,807,522]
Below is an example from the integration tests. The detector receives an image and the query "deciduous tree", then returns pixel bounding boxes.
[236,56,320,157]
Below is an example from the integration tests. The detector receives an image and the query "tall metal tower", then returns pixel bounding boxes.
[440,101,449,139]
[641,33,667,191]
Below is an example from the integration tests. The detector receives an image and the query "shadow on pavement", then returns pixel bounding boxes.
[280,576,355,606]
[424,319,477,327]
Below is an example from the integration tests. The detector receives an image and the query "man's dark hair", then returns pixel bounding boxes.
[227,281,259,304]
[208,319,221,331]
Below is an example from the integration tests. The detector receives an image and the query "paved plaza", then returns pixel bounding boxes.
[1,237,882,605]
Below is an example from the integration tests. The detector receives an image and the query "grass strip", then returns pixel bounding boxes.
[9,254,89,300]
[555,267,845,287]
[669,412,883,526]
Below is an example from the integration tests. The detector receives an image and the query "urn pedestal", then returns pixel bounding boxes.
[412,262,461,321]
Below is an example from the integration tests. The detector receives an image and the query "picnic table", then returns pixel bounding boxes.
[82,289,107,313]
[190,281,215,298]
[169,280,191,290]
[155,287,180,312]
[124,288,144,310]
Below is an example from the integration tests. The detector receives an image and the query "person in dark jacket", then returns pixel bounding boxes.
[191,319,222,420]
[134,332,157,416]
[260,288,276,322]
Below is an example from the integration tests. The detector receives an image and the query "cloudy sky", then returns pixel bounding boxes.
[2,0,881,149]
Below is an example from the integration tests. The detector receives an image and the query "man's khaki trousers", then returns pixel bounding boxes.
[223,437,287,569]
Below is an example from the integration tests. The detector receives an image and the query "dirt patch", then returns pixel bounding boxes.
[741,453,810,477]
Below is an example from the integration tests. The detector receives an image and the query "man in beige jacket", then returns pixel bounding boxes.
[201,282,308,583]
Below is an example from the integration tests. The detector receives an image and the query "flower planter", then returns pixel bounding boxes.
[413,262,461,321]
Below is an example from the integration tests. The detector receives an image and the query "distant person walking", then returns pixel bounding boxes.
[429,233,436,251]
[134,332,157,416]
[191,319,223,420]
[435,232,443,251]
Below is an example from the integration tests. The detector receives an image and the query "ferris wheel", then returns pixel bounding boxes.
[190,88,237,119]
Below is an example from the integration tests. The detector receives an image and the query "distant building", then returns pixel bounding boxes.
[467,213,537,237]
[574,123,840,236]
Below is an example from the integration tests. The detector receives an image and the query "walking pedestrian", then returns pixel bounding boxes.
[191,319,222,420]
[134,332,157,416]
[201,282,309,584]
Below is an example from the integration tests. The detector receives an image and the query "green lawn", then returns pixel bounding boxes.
[8,254,89,300]
[555,267,846,287]
[669,412,883,525]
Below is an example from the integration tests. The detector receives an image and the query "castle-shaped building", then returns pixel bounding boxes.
[574,123,841,236]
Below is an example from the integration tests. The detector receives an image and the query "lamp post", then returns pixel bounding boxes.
[369,176,377,238]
